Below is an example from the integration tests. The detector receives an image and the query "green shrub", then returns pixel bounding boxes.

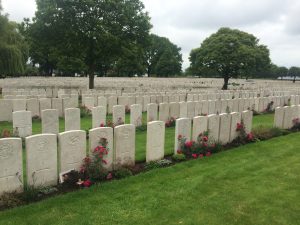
[136,124,147,132]
[252,126,290,141]
[113,168,133,179]
[144,159,172,171]
[172,154,186,162]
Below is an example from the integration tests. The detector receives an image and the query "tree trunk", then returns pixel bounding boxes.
[89,73,94,89]
[293,76,296,83]
[222,76,230,90]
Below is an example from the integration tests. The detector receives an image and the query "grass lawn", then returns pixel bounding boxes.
[0,131,299,225]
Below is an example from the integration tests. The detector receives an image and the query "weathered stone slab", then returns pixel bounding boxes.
[174,118,191,154]
[41,109,59,134]
[92,106,107,128]
[0,138,23,194]
[283,106,293,129]
[39,98,52,114]
[201,100,209,115]
[58,130,86,172]
[114,125,135,168]
[192,116,208,141]
[130,104,142,126]
[179,102,188,118]
[219,113,231,144]
[159,103,170,122]
[169,102,180,119]
[13,99,26,112]
[143,96,150,112]
[65,108,80,131]
[146,121,165,162]
[0,99,13,121]
[52,98,63,117]
[274,107,284,128]
[27,98,40,117]
[147,103,158,122]
[89,127,113,170]
[241,110,253,134]
[208,100,216,115]
[187,101,195,119]
[13,111,32,138]
[26,134,58,187]
[207,114,220,142]
[113,105,125,126]
[229,112,241,142]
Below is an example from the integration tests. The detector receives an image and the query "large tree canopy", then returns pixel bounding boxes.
[146,34,182,77]
[288,66,300,83]
[23,0,152,88]
[188,27,271,89]
[0,2,28,76]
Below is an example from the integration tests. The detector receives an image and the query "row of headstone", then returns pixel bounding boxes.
[274,105,300,129]
[0,122,169,194]
[174,111,253,153]
[0,97,78,121]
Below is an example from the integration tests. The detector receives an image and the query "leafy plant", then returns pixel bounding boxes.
[172,154,186,162]
[113,168,133,179]
[144,159,172,171]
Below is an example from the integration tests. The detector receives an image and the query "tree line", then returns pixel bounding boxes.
[0,0,299,89]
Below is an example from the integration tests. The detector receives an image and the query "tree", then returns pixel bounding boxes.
[146,34,182,77]
[288,66,300,83]
[0,4,28,76]
[188,27,271,90]
[24,0,151,88]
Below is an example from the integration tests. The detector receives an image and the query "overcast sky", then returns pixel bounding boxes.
[2,0,300,69]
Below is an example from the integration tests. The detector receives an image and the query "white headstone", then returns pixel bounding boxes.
[179,102,188,118]
[192,116,208,141]
[26,134,58,187]
[229,112,241,142]
[147,103,158,122]
[89,127,114,171]
[207,114,220,142]
[58,130,86,172]
[0,99,13,121]
[27,98,40,117]
[41,109,59,134]
[65,108,81,131]
[241,110,253,134]
[146,121,165,162]
[92,106,107,128]
[130,104,142,127]
[159,103,170,122]
[114,125,135,168]
[113,105,125,126]
[169,102,180,119]
[219,113,231,144]
[0,138,23,194]
[174,118,191,154]
[13,111,32,138]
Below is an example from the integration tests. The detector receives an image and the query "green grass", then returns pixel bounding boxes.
[0,132,299,225]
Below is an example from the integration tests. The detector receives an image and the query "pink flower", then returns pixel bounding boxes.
[199,154,204,158]
[247,132,254,141]
[106,173,113,180]
[83,179,92,187]
[192,154,198,159]
[202,136,208,142]
[100,123,105,127]
[178,134,182,139]
[206,152,211,157]
[185,141,193,148]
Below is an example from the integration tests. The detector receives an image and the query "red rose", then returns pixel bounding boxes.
[202,136,208,142]
[102,159,107,165]
[100,123,105,127]
[178,134,182,139]
[192,154,198,159]
[106,173,113,180]
[185,141,193,148]
[177,150,183,154]
[83,179,92,187]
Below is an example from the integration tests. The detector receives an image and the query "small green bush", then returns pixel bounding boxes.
[113,168,133,179]
[172,154,186,162]
[144,159,172,171]
[252,126,290,141]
